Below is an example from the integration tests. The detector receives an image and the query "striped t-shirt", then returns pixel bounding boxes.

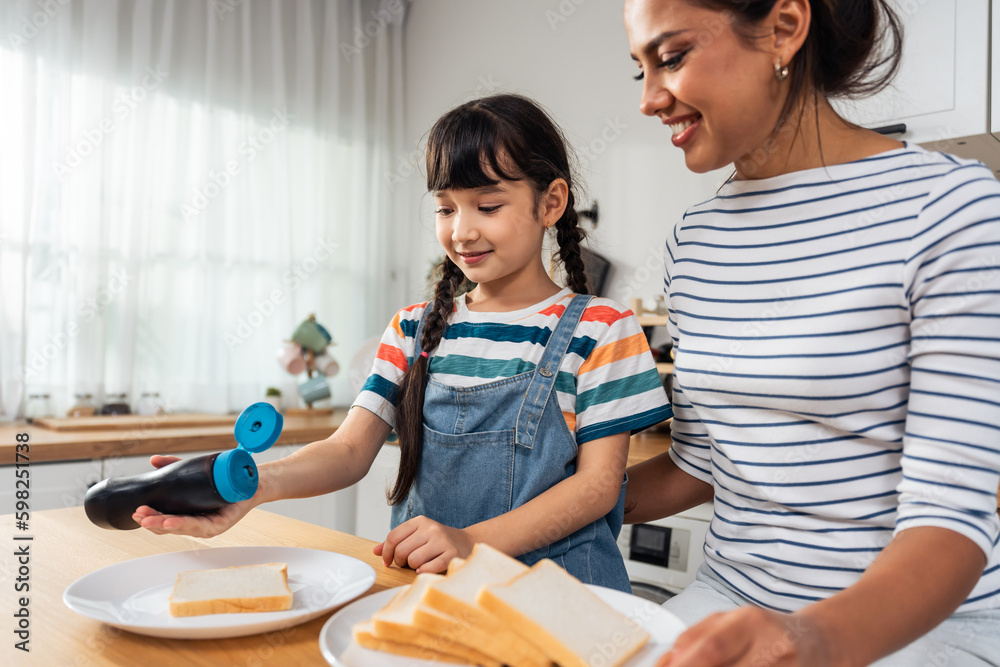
[665,144,1000,613]
[354,288,673,444]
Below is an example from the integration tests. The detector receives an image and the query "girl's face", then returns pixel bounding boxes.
[624,0,787,174]
[433,178,550,295]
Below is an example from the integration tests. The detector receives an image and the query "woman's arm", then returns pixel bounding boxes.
[134,406,392,537]
[659,526,986,667]
[377,431,631,572]
[623,450,714,524]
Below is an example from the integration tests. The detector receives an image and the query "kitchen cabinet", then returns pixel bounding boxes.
[0,459,103,512]
[355,444,399,542]
[832,0,990,146]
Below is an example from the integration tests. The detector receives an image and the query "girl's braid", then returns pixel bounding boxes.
[555,191,589,294]
[389,256,465,505]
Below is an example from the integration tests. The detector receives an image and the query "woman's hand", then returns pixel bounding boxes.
[656,607,842,667]
[131,455,258,538]
[374,515,474,574]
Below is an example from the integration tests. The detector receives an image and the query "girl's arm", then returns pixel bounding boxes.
[623,450,714,524]
[659,526,986,667]
[134,406,392,537]
[377,430,631,572]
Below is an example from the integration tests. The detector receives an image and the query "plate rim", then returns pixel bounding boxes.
[63,545,376,638]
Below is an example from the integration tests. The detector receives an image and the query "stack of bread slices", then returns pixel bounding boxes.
[352,544,650,667]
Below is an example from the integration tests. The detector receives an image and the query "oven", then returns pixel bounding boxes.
[617,502,713,604]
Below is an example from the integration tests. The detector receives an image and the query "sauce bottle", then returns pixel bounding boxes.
[84,403,283,530]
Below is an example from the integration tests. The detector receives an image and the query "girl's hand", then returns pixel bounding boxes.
[374,515,474,574]
[656,607,841,667]
[131,455,257,538]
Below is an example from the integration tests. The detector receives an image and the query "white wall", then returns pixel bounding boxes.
[396,0,731,311]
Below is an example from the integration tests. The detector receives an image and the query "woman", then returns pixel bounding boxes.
[622,1,1000,665]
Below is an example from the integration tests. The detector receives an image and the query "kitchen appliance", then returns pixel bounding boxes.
[618,502,713,604]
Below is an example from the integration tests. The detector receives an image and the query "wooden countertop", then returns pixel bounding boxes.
[0,506,416,665]
[0,412,347,465]
[627,430,672,467]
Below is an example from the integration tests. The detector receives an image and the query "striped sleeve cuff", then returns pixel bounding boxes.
[351,380,398,429]
[893,510,1000,560]
[576,404,674,444]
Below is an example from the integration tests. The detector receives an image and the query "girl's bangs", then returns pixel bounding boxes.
[426,108,521,192]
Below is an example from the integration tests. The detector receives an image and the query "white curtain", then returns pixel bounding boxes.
[0,0,407,418]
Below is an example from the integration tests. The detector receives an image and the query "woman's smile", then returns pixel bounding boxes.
[665,112,701,147]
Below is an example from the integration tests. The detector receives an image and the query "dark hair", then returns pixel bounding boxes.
[388,94,588,505]
[687,0,902,135]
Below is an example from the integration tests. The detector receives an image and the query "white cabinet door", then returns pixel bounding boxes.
[256,443,357,534]
[354,445,400,543]
[832,0,989,145]
[0,459,103,511]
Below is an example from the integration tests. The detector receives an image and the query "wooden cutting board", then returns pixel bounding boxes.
[31,413,237,431]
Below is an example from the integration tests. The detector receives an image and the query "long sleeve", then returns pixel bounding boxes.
[896,161,1000,558]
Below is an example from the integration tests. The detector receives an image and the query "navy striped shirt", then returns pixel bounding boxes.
[665,144,1000,612]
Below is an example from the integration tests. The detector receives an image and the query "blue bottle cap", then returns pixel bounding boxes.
[213,448,259,502]
[234,402,283,453]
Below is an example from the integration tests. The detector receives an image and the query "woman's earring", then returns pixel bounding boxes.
[774,60,789,81]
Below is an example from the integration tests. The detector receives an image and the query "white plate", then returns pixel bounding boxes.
[63,546,376,639]
[319,585,686,667]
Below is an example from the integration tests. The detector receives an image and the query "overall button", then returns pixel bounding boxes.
[539,366,553,377]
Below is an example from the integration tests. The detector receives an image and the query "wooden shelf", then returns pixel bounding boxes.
[637,314,669,327]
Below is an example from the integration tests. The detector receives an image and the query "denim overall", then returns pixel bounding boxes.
[391,294,631,592]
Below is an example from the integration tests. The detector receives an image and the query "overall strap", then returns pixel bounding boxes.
[515,294,593,448]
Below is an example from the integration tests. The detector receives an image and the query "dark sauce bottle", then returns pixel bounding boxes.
[84,403,283,530]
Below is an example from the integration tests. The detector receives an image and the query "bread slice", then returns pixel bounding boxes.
[353,620,471,664]
[419,544,551,667]
[169,562,293,617]
[478,559,649,667]
[369,576,503,667]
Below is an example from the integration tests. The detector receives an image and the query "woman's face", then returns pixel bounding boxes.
[624,0,786,174]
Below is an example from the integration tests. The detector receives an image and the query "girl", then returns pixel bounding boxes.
[134,93,673,591]
[622,0,1000,665]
